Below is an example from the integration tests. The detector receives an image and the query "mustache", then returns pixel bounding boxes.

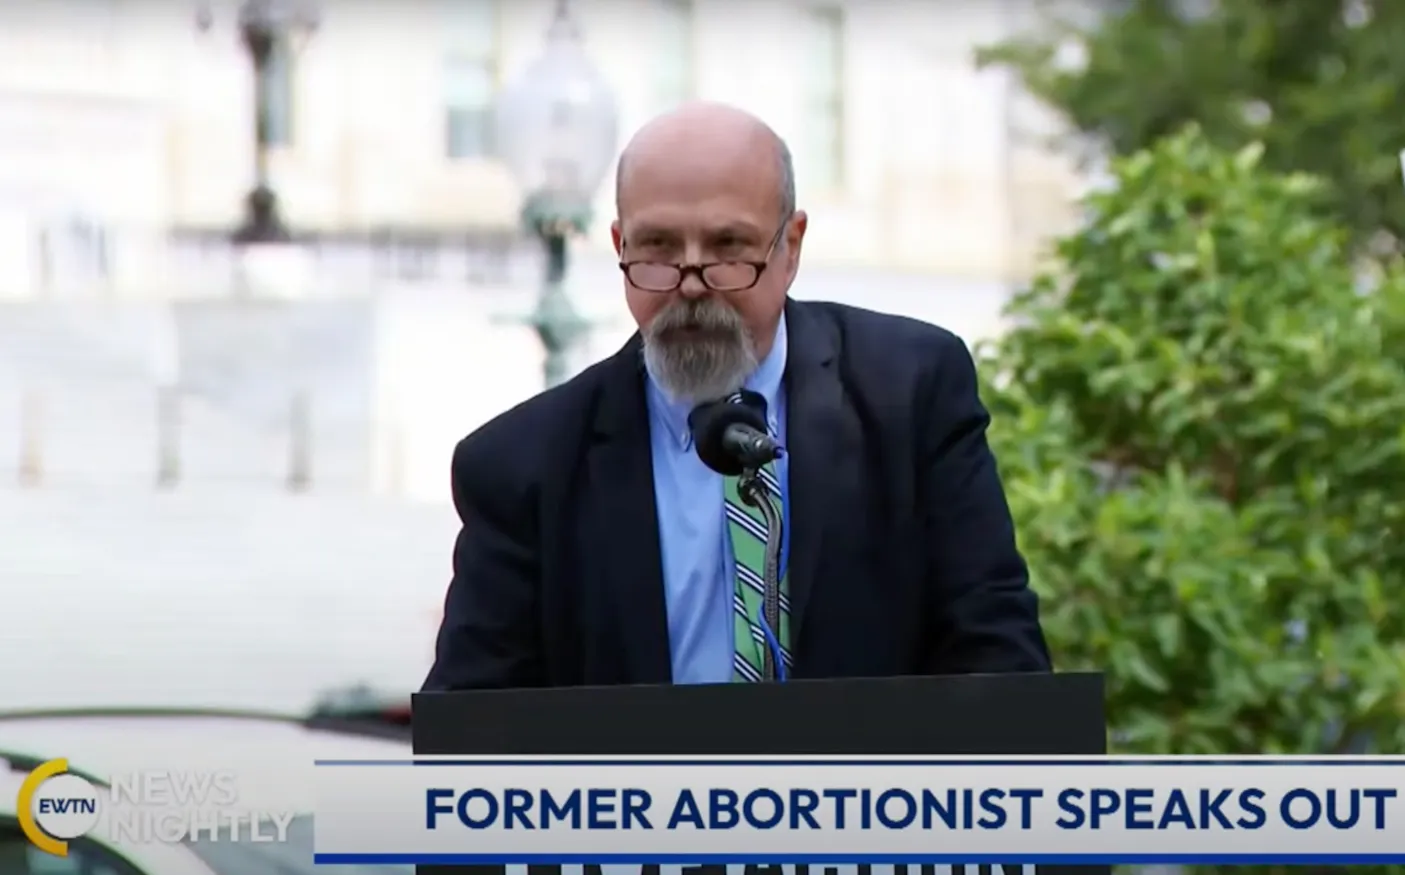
[646,298,746,337]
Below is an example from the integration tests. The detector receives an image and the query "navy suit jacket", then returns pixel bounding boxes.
[423,299,1050,689]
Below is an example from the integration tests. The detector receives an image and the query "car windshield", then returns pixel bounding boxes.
[184,814,410,875]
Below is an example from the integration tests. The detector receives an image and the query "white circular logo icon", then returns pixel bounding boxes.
[31,773,101,840]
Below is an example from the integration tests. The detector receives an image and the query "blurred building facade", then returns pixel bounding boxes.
[0,0,1096,712]
[0,0,1097,501]
[0,0,1085,301]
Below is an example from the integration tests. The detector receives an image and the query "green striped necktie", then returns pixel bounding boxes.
[723,400,791,682]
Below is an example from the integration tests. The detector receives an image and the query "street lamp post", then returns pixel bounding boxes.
[197,0,319,245]
[493,0,620,388]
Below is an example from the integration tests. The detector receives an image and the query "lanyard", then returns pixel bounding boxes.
[779,471,790,581]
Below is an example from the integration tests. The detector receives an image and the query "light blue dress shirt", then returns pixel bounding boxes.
[644,316,790,685]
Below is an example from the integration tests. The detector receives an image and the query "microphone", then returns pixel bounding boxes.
[687,394,784,476]
[688,392,788,683]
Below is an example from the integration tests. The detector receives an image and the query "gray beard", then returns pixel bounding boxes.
[641,298,759,405]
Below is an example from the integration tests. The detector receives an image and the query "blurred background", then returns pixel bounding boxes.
[0,0,1089,716]
[3,0,1405,872]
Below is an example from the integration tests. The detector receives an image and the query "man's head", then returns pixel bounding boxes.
[612,102,808,404]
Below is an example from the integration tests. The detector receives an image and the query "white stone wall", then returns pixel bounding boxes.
[0,0,1087,295]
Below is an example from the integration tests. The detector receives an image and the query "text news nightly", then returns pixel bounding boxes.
[425,785,1398,833]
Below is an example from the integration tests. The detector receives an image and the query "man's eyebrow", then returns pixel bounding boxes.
[626,223,678,239]
[707,223,764,238]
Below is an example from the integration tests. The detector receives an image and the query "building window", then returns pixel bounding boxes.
[444,0,500,160]
[37,215,113,293]
[654,0,696,110]
[801,4,845,191]
[67,216,112,281]
[261,36,295,147]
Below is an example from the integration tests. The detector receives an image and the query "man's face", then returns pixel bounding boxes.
[613,155,805,404]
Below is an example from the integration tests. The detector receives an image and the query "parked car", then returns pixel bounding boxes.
[0,703,413,875]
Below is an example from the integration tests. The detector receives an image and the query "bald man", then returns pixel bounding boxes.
[424,103,1049,690]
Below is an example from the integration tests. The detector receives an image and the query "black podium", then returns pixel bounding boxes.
[412,673,1106,875]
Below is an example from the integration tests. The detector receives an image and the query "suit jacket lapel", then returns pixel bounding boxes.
[583,335,673,683]
[783,299,851,658]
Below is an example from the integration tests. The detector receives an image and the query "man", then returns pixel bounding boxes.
[423,102,1049,690]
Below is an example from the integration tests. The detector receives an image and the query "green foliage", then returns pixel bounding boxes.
[978,0,1405,254]
[979,128,1405,774]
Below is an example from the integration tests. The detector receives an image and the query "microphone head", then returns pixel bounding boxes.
[688,397,768,476]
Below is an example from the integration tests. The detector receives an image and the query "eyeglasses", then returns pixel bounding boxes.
[619,223,786,293]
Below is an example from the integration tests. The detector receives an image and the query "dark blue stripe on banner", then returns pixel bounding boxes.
[312,856,1405,866]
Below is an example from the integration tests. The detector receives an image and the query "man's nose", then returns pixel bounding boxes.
[677,267,709,298]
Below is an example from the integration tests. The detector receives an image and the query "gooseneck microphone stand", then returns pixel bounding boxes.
[737,468,784,682]
[687,393,788,682]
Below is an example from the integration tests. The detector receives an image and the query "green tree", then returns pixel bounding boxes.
[978,127,1405,770]
[979,0,1405,254]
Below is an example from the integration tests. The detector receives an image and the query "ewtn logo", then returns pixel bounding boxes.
[17,758,296,856]
[17,759,101,857]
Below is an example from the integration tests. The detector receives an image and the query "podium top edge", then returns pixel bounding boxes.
[410,672,1105,755]
[412,671,1103,701]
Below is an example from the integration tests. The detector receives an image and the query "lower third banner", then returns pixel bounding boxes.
[311,755,1405,866]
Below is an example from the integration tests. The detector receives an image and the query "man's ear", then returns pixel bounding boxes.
[784,210,808,276]
[611,220,623,256]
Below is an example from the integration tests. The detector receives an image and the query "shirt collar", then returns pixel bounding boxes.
[646,314,788,451]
